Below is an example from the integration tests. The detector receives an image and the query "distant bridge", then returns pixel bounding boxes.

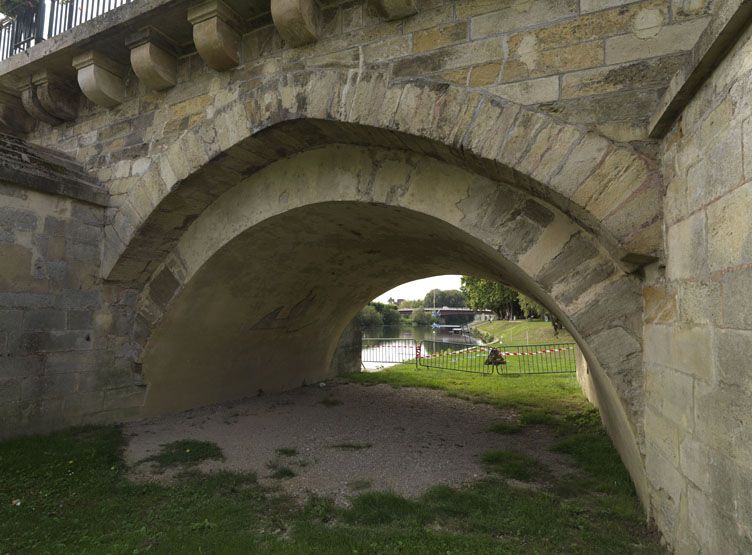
[397,307,494,319]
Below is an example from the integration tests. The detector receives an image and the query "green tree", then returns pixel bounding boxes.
[517,293,545,319]
[410,308,435,326]
[357,305,383,328]
[398,299,424,309]
[460,276,519,319]
[517,293,564,338]
[423,289,466,308]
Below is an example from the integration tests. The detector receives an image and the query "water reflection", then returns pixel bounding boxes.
[361,325,484,371]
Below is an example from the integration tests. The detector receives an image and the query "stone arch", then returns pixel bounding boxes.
[129,144,647,506]
[102,69,662,284]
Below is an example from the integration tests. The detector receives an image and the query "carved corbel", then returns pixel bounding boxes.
[126,27,178,91]
[187,0,243,71]
[375,0,417,20]
[271,0,318,47]
[20,71,78,125]
[21,81,60,126]
[0,88,35,135]
[72,51,126,108]
[33,71,79,121]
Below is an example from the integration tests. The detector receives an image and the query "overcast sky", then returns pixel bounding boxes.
[372,275,463,303]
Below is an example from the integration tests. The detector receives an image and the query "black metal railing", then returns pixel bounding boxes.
[0,0,133,60]
[361,337,577,376]
[418,341,577,375]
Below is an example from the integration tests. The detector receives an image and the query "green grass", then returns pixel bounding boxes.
[481,450,546,481]
[141,439,224,470]
[487,421,523,434]
[275,447,298,457]
[266,459,297,480]
[474,319,573,345]
[0,368,663,554]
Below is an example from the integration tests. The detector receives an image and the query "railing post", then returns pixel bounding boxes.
[34,0,45,43]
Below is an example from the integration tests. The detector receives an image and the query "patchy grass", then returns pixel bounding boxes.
[487,421,523,434]
[142,439,223,470]
[319,395,343,407]
[275,447,298,457]
[0,368,664,554]
[329,442,373,451]
[481,450,546,481]
[266,460,297,480]
[347,479,373,491]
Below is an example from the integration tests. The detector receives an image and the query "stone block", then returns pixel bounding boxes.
[561,54,685,99]
[669,324,712,381]
[679,434,712,491]
[413,22,467,53]
[605,18,708,64]
[0,206,37,232]
[643,286,677,323]
[0,379,21,404]
[645,364,694,428]
[103,385,147,411]
[67,310,95,330]
[22,309,66,331]
[393,37,502,77]
[707,181,752,273]
[666,211,707,281]
[715,328,752,392]
[721,267,752,329]
[677,281,720,325]
[487,76,559,105]
[645,405,680,465]
[470,0,577,39]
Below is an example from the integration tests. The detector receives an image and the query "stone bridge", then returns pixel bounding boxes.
[0,0,750,551]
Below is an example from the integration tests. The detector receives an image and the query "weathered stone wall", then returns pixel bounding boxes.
[26,0,714,183]
[0,181,145,437]
[644,16,752,554]
[329,319,363,376]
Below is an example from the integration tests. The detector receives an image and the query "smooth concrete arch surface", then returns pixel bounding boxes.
[103,69,663,284]
[133,144,648,506]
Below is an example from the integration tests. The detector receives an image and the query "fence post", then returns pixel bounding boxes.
[34,0,45,43]
[414,341,420,370]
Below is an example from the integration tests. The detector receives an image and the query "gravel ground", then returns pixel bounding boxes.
[124,380,575,504]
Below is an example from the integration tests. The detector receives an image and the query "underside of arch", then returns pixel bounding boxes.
[103,70,663,284]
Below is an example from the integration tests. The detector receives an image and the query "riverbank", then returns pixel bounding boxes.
[473,319,574,345]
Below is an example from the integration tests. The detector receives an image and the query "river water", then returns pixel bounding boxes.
[361,325,484,370]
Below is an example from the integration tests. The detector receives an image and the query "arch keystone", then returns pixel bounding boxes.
[126,27,178,91]
[187,0,243,71]
[271,0,319,47]
[72,51,126,108]
[375,0,418,20]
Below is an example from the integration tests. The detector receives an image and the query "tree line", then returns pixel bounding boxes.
[358,277,560,330]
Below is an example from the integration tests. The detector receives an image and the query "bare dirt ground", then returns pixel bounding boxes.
[124,381,576,504]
